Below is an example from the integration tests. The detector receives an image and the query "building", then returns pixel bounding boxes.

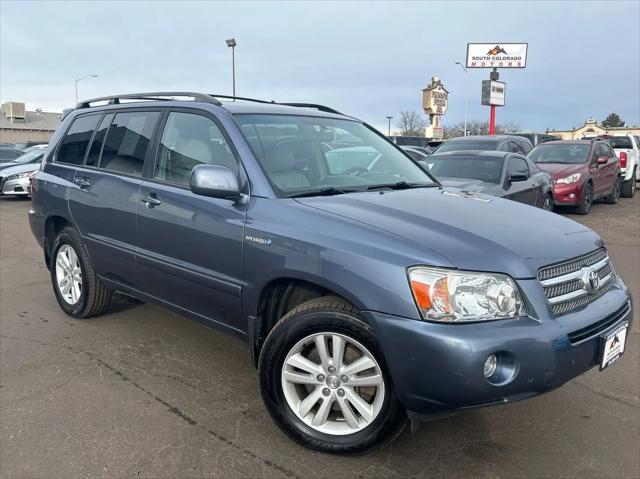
[0,102,61,145]
[547,118,640,140]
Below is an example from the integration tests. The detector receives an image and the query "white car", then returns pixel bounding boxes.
[607,135,638,197]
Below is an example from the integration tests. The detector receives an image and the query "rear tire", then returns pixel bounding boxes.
[575,182,593,215]
[258,296,407,454]
[50,227,112,318]
[621,168,636,198]
[603,177,621,204]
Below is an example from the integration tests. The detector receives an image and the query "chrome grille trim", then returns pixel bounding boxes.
[537,248,615,315]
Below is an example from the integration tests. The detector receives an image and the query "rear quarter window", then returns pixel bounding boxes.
[609,137,633,149]
[56,114,101,165]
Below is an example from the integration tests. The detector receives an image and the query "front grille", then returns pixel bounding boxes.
[538,248,615,316]
[567,301,631,344]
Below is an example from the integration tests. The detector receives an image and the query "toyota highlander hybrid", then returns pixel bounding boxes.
[29,93,633,454]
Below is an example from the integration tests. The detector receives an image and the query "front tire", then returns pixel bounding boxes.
[621,168,636,197]
[575,182,593,215]
[50,227,112,318]
[541,193,554,212]
[258,296,407,454]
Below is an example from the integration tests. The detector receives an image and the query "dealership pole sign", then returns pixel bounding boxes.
[422,76,448,139]
[465,42,527,134]
[466,43,528,68]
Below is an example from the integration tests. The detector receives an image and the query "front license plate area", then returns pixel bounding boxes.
[600,322,629,370]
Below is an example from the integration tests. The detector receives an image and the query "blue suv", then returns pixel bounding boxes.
[29,92,633,454]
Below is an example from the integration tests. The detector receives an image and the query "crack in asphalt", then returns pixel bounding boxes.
[0,333,303,479]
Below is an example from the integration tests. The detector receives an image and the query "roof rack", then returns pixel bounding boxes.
[76,92,222,109]
[209,94,276,105]
[279,103,344,115]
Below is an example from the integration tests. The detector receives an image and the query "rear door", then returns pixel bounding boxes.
[503,155,538,205]
[68,109,161,286]
[135,109,246,331]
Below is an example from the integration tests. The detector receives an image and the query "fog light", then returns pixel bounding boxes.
[483,354,498,378]
[569,193,575,199]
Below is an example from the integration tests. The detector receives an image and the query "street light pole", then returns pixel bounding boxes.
[75,74,98,104]
[455,62,468,136]
[386,116,393,136]
[225,38,237,99]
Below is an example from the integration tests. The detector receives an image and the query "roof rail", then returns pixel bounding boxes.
[279,103,344,115]
[208,94,276,105]
[76,92,222,109]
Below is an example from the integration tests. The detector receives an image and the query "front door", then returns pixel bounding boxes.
[135,110,246,331]
[591,143,618,196]
[67,110,161,286]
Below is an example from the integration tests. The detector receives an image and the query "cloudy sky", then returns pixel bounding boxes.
[1,0,639,133]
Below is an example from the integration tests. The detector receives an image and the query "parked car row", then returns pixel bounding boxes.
[0,148,46,198]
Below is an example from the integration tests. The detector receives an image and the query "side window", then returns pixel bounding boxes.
[498,141,510,152]
[508,157,529,177]
[85,114,114,167]
[56,114,101,165]
[99,111,160,176]
[155,112,238,186]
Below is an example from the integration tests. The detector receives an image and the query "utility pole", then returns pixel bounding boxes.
[386,116,393,136]
[455,62,468,136]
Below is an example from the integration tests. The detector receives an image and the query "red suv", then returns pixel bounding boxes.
[528,140,621,214]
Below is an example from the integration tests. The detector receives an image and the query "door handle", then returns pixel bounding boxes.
[74,176,90,189]
[140,193,161,207]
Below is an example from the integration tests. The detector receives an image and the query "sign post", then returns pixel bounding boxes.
[466,43,526,135]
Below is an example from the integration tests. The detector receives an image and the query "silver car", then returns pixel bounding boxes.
[0,150,45,197]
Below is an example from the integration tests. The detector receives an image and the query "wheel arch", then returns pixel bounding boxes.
[43,215,74,269]
[250,276,364,368]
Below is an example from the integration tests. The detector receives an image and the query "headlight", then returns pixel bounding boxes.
[408,267,527,322]
[5,172,33,181]
[556,173,581,184]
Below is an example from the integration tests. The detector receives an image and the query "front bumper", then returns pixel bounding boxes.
[552,182,584,206]
[364,276,632,419]
[0,176,31,196]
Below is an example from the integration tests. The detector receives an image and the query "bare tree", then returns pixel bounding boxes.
[396,111,427,136]
[443,120,521,139]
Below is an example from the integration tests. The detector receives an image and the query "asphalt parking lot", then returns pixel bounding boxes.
[0,196,638,479]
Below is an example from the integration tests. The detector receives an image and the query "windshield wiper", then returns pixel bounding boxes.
[288,187,364,198]
[366,181,439,191]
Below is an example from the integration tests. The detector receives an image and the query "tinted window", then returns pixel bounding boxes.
[517,140,532,153]
[609,137,633,149]
[99,111,160,176]
[85,114,114,167]
[426,155,504,183]
[507,157,529,177]
[155,112,237,186]
[436,140,498,153]
[529,144,589,164]
[57,115,101,165]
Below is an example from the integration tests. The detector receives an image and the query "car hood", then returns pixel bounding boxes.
[296,187,602,278]
[0,162,41,176]
[438,178,500,193]
[535,162,584,179]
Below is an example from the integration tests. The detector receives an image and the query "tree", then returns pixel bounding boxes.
[442,120,521,139]
[601,113,625,128]
[396,111,427,136]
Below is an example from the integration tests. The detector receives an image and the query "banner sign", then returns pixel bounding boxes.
[466,43,528,68]
[482,80,506,106]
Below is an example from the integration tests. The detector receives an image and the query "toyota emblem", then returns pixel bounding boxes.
[585,269,600,292]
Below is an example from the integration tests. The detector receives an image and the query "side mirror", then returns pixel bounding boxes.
[508,173,528,182]
[190,164,241,200]
[596,156,608,165]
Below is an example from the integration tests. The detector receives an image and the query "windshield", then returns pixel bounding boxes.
[10,149,46,164]
[529,144,589,164]
[234,114,436,196]
[436,140,497,153]
[424,155,504,183]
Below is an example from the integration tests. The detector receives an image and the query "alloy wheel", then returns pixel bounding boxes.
[281,332,385,435]
[542,196,552,211]
[55,244,82,305]
[584,185,592,212]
